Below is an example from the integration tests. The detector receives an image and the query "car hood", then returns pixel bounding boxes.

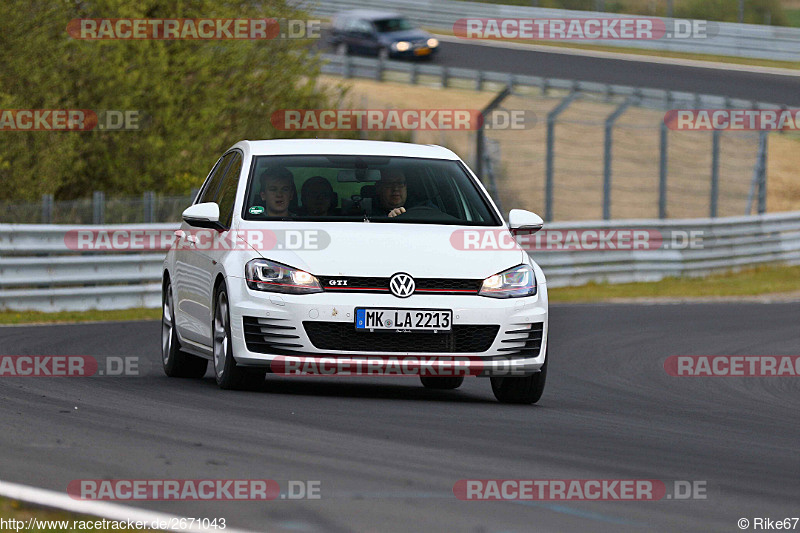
[238,221,526,279]
[379,29,431,43]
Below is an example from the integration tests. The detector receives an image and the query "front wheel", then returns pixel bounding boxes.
[213,285,251,390]
[490,351,547,404]
[162,279,208,378]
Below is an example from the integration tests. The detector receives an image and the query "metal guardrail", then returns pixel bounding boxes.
[301,0,800,61]
[1,212,799,311]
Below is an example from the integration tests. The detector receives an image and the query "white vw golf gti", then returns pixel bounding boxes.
[162,139,549,403]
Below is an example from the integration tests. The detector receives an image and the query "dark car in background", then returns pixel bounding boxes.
[328,10,439,60]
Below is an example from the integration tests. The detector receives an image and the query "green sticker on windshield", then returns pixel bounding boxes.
[249,206,264,215]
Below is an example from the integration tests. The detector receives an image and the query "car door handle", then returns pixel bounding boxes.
[186,234,198,245]
[174,230,185,239]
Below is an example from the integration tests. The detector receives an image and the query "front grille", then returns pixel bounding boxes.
[243,316,304,355]
[303,322,499,353]
[317,276,482,295]
[496,323,544,358]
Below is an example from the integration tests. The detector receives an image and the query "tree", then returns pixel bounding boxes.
[0,0,340,200]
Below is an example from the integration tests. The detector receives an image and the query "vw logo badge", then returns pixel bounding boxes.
[389,273,415,298]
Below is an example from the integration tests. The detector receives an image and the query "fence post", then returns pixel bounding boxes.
[143,191,156,223]
[746,131,769,215]
[658,121,669,219]
[757,131,768,214]
[410,62,419,85]
[476,85,512,182]
[93,191,105,225]
[41,194,54,224]
[603,97,634,220]
[475,85,512,209]
[343,54,352,79]
[441,66,449,88]
[545,90,579,222]
[710,129,720,217]
[376,56,384,82]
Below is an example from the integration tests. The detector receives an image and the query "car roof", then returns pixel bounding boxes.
[334,10,404,21]
[237,139,461,160]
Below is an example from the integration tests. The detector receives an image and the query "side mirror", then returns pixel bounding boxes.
[508,209,543,233]
[182,202,224,230]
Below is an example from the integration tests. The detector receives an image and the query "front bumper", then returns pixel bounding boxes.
[392,46,439,58]
[226,275,547,376]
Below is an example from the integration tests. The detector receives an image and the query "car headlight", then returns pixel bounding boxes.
[427,38,439,48]
[246,259,322,294]
[394,41,410,52]
[479,264,537,298]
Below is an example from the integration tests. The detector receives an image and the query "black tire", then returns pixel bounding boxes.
[490,351,547,404]
[162,279,208,378]
[212,284,250,390]
[420,376,464,390]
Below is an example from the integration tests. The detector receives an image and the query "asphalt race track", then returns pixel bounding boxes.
[1,302,798,532]
[433,41,800,105]
[320,37,800,106]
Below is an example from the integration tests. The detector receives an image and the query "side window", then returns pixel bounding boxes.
[197,152,234,205]
[216,152,243,228]
[344,18,359,32]
[348,19,371,34]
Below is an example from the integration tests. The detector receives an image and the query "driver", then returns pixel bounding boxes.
[375,168,407,217]
[260,167,295,217]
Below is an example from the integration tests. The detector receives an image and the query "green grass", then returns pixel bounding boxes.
[0,307,160,325]
[549,264,800,302]
[785,8,800,27]
[0,496,151,531]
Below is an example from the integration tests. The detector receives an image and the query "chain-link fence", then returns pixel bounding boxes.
[332,54,769,222]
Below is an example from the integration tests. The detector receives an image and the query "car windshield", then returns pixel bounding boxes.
[372,18,414,33]
[243,155,501,225]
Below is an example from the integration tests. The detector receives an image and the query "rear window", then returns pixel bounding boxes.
[241,155,501,226]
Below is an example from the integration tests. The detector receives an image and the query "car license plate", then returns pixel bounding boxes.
[414,47,431,56]
[355,308,451,332]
